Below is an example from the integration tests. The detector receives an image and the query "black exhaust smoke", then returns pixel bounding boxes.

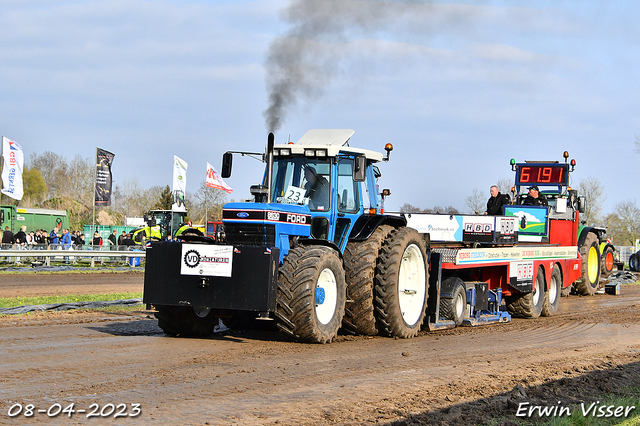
[262,0,518,133]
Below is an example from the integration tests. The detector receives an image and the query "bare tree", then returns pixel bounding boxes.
[399,203,421,213]
[635,135,640,155]
[186,181,230,224]
[577,177,606,226]
[465,189,485,215]
[28,151,67,199]
[496,178,513,196]
[613,199,640,246]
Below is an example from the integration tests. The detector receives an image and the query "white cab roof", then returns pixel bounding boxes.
[274,129,384,162]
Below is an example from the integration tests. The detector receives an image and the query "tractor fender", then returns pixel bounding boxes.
[578,227,601,247]
[348,214,407,242]
[295,238,343,259]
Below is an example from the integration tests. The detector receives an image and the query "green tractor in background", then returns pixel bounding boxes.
[131,210,202,244]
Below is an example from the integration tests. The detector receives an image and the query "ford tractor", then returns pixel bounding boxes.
[143,130,429,343]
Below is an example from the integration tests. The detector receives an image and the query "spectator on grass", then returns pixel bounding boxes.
[92,231,103,247]
[2,226,14,248]
[122,233,135,248]
[26,231,35,248]
[49,227,60,246]
[61,229,73,250]
[108,229,118,248]
[14,226,27,246]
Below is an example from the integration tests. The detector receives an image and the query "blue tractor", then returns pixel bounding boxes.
[143,130,430,343]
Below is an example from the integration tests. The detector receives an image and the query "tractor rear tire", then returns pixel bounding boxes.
[506,266,545,319]
[574,233,601,295]
[632,252,640,272]
[601,245,615,277]
[542,265,562,317]
[274,245,346,343]
[342,225,393,335]
[155,305,219,337]
[374,227,429,339]
[439,277,466,326]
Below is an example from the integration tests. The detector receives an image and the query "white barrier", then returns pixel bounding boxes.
[0,248,146,267]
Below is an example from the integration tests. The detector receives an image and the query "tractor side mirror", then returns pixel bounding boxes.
[353,155,366,182]
[577,195,586,214]
[222,152,233,178]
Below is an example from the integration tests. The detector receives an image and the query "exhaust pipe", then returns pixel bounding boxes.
[266,132,274,204]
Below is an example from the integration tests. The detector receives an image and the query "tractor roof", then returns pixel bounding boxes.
[274,129,384,162]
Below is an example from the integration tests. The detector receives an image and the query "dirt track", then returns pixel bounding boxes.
[1,272,640,425]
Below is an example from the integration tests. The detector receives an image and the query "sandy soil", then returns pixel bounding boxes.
[0,273,639,425]
[0,270,144,298]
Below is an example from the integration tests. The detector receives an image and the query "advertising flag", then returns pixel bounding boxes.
[172,155,188,212]
[95,148,115,206]
[206,162,233,194]
[1,136,24,200]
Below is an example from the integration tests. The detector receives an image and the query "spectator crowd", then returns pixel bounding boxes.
[1,226,137,250]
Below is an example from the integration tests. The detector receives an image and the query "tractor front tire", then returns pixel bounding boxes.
[507,266,545,319]
[375,227,429,339]
[343,225,393,335]
[155,305,219,337]
[574,233,601,295]
[275,245,346,343]
[601,245,615,278]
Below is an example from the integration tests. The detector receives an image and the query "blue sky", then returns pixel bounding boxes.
[1,0,638,214]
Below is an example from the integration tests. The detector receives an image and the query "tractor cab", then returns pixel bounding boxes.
[133,210,190,243]
[221,130,399,260]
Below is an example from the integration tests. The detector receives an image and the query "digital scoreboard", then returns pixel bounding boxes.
[516,164,569,186]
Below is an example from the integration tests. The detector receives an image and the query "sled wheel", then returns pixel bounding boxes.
[155,305,218,337]
[439,277,466,326]
[542,265,562,316]
[507,266,545,319]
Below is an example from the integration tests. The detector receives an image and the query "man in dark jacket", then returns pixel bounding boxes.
[485,185,511,215]
[108,229,118,247]
[14,226,27,245]
[2,226,14,246]
[522,185,548,206]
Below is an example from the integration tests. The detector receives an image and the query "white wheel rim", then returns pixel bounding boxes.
[454,291,465,318]
[533,274,542,305]
[316,268,338,325]
[398,244,426,326]
[549,272,558,305]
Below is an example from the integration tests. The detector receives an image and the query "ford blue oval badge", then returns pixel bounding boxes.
[237,212,249,218]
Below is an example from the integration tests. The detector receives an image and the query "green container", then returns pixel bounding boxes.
[82,225,137,246]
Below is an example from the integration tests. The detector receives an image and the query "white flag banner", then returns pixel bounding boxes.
[206,162,233,194]
[1,136,24,200]
[172,155,188,212]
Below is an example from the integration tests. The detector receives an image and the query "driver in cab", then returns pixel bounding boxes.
[304,166,330,211]
[522,185,548,207]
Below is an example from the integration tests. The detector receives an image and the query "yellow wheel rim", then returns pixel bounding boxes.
[588,246,598,283]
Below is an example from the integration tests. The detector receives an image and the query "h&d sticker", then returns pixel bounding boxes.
[181,244,233,277]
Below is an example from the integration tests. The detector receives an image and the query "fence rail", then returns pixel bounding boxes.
[0,247,146,267]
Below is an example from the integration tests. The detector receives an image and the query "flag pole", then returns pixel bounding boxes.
[0,136,4,208]
[205,184,208,236]
[92,147,97,235]
[0,136,3,207]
